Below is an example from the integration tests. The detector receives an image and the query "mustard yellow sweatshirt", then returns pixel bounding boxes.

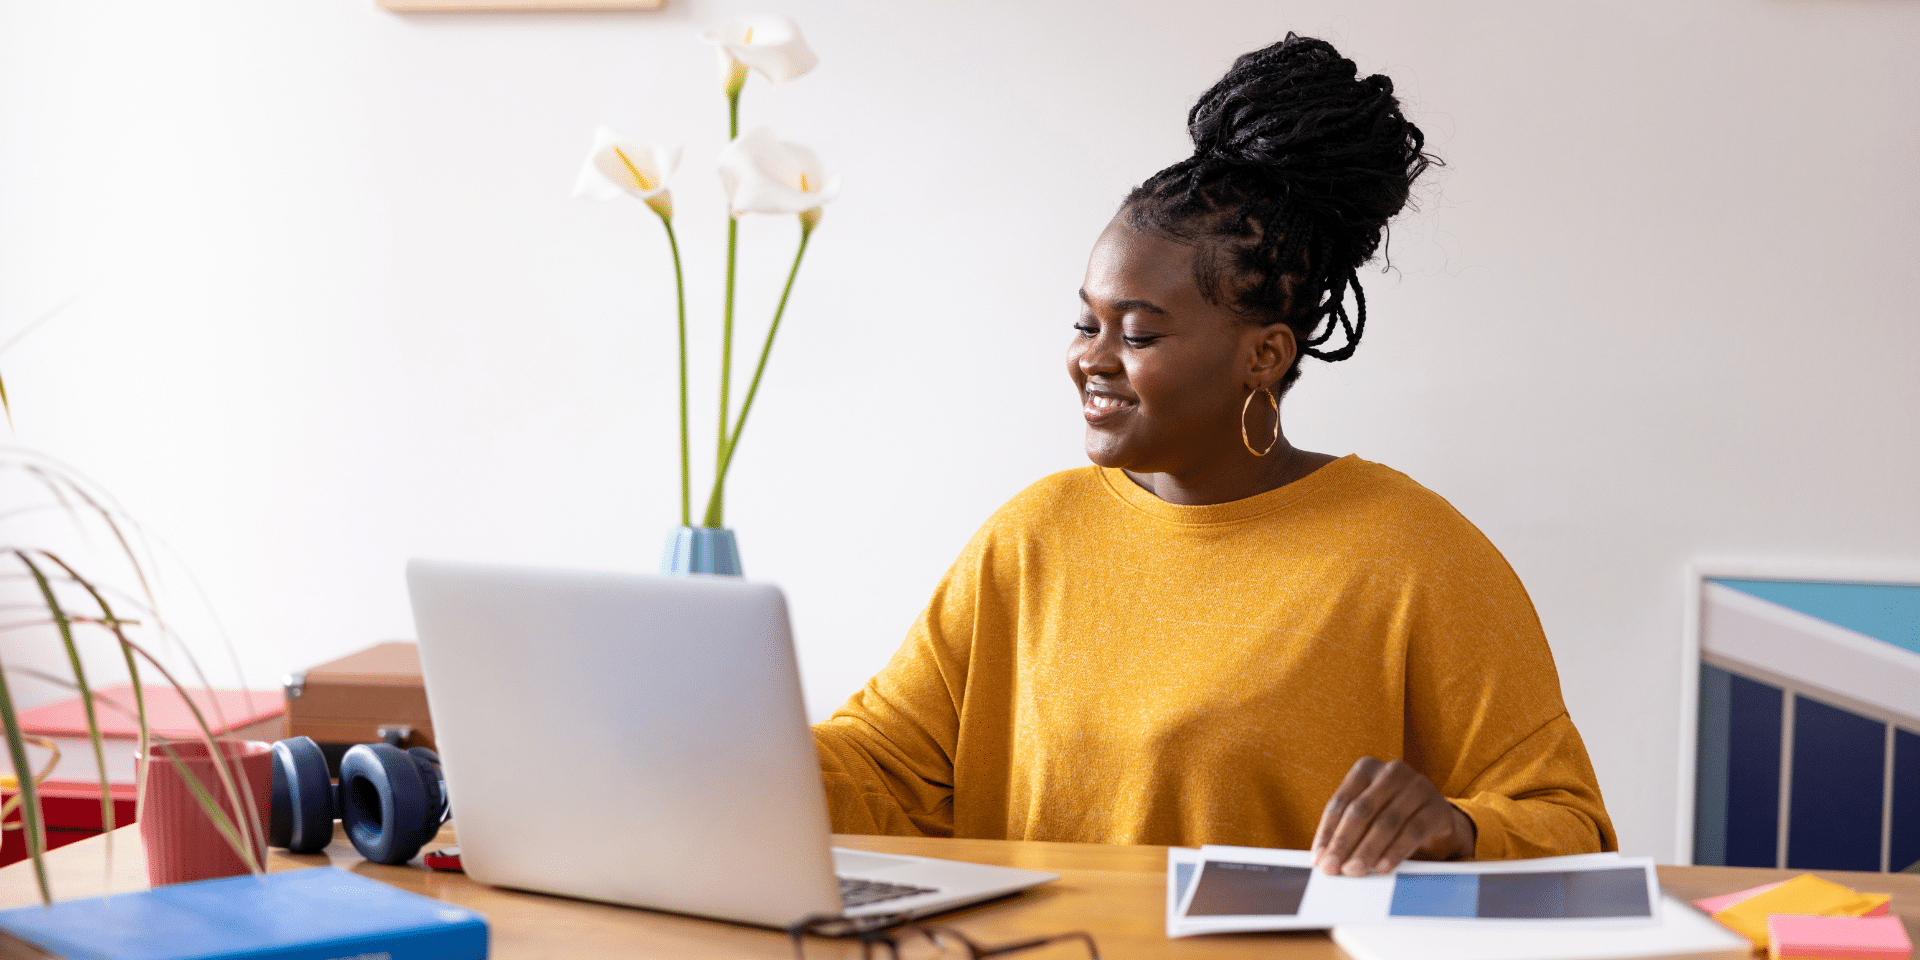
[813,457,1616,858]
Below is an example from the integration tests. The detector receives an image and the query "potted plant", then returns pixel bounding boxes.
[0,330,268,904]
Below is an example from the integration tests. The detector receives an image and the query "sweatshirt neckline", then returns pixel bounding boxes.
[1097,455,1362,525]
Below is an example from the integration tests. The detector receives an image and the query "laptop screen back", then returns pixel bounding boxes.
[407,560,842,926]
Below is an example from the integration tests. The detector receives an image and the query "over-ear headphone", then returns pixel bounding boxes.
[268,735,449,865]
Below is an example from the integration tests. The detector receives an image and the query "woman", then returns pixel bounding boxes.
[813,33,1614,876]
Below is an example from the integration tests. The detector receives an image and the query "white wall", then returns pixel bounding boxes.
[1,0,1915,862]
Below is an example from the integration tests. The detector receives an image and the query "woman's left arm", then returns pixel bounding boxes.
[1310,713,1614,874]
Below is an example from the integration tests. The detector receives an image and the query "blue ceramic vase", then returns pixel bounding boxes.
[660,526,742,576]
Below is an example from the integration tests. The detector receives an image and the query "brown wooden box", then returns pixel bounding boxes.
[283,642,434,755]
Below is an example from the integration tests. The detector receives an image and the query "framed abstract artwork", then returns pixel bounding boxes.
[1678,561,1920,871]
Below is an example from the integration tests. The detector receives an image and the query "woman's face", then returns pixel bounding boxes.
[1068,218,1289,481]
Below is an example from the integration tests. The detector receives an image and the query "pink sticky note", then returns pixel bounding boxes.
[1767,913,1911,960]
[1694,880,1787,915]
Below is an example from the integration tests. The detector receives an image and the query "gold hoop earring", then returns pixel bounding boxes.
[1241,387,1279,457]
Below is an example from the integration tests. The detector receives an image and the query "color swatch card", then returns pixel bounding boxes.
[1167,846,1659,937]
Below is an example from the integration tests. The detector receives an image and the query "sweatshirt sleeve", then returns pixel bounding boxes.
[1447,713,1617,858]
[810,546,984,838]
[1396,509,1618,859]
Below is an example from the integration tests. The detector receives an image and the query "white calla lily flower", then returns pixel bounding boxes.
[717,127,839,227]
[573,126,682,221]
[701,15,818,94]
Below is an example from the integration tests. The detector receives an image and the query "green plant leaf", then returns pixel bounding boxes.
[0,294,86,434]
[0,643,52,905]
[41,552,140,864]
[17,553,115,868]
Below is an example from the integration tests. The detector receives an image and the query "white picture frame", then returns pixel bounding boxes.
[1674,558,1920,865]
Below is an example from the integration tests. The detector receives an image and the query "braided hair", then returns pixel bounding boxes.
[1124,33,1437,391]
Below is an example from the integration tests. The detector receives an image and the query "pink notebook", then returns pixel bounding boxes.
[1695,880,1787,915]
[15,684,281,739]
[1767,914,1911,960]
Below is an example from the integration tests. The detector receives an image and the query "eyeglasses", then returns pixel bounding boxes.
[787,913,1101,960]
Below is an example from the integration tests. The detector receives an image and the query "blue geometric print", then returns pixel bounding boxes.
[1711,578,1920,656]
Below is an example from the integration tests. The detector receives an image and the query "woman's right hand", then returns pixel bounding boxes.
[1310,756,1476,876]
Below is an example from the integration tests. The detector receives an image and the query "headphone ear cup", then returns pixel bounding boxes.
[338,743,431,865]
[404,747,449,823]
[269,737,335,854]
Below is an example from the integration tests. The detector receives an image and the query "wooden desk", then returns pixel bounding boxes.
[3,825,1918,959]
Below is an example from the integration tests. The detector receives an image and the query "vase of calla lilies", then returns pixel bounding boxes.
[574,15,837,577]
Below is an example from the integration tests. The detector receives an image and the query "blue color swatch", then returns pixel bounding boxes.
[1388,869,1651,920]
[1788,694,1885,871]
[1892,727,1920,873]
[1390,874,1479,918]
[1724,670,1784,868]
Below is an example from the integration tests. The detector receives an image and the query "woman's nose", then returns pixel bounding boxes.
[1073,331,1120,377]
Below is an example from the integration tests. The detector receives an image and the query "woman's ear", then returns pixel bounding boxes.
[1247,323,1298,390]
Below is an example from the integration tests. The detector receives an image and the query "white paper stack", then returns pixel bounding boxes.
[1330,897,1751,960]
[1164,846,1747,959]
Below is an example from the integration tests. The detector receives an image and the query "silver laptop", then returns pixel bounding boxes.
[405,559,1056,929]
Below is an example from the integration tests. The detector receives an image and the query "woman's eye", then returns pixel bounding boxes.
[1072,322,1098,338]
[1124,335,1159,347]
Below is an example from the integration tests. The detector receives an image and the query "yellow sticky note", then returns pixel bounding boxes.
[1713,874,1892,949]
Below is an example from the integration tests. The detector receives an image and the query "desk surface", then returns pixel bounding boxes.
[3,825,1919,959]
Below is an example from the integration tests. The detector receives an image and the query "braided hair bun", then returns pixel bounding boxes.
[1125,33,1435,387]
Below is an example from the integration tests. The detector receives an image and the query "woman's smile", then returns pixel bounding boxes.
[1082,388,1135,424]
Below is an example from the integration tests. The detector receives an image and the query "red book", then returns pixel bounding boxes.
[0,782,139,865]
[7,684,282,785]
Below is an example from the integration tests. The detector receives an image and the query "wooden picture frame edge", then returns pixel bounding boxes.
[379,0,665,11]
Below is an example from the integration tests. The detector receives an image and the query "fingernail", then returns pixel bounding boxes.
[1343,860,1367,877]
[1375,859,1393,874]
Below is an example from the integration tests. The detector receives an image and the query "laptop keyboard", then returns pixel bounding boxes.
[839,876,937,908]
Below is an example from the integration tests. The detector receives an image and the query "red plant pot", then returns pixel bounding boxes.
[139,739,273,887]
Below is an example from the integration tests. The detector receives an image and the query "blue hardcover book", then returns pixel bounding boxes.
[0,867,487,960]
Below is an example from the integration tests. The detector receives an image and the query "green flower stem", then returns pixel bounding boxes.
[660,218,690,527]
[710,85,743,528]
[718,215,737,506]
[702,221,813,528]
